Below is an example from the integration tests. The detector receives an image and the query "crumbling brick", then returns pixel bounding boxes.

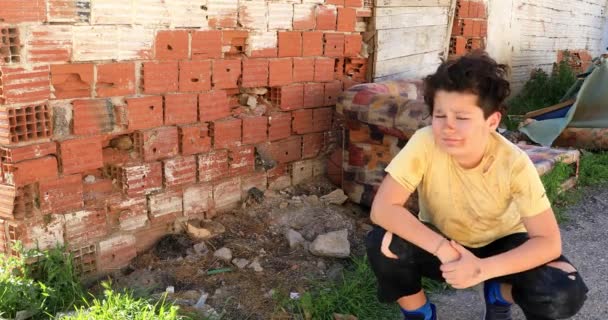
[228,145,255,177]
[269,84,304,111]
[0,65,50,104]
[183,184,213,216]
[178,123,212,156]
[198,150,229,183]
[72,99,114,135]
[0,104,52,145]
[163,156,197,188]
[50,63,93,99]
[96,62,136,97]
[212,118,242,149]
[2,156,58,186]
[59,137,103,175]
[133,126,179,162]
[39,174,84,214]
[106,162,162,196]
[121,96,164,130]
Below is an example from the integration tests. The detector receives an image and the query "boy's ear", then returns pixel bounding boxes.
[487,111,501,129]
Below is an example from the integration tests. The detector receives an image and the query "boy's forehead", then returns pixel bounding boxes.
[435,91,481,112]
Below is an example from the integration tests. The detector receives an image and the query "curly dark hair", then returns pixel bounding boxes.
[423,51,511,118]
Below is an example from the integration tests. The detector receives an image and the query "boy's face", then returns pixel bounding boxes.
[431,90,501,166]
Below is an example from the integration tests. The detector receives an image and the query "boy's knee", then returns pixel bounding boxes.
[516,266,588,319]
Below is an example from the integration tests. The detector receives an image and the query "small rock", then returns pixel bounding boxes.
[232,258,250,269]
[181,290,201,301]
[199,305,221,320]
[246,95,257,108]
[166,286,175,294]
[306,195,320,205]
[320,189,349,205]
[286,229,306,248]
[194,292,209,309]
[309,229,350,258]
[317,260,327,270]
[279,202,289,209]
[110,135,133,150]
[249,258,263,272]
[246,187,265,205]
[327,264,344,282]
[213,247,233,262]
[83,175,96,184]
[334,313,358,320]
[243,87,268,95]
[186,219,226,240]
[193,242,208,255]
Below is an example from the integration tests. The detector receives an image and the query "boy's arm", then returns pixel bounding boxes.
[478,207,562,280]
[371,175,460,264]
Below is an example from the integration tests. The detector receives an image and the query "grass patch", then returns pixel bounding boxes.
[578,151,608,187]
[58,281,185,320]
[507,59,576,115]
[276,256,449,320]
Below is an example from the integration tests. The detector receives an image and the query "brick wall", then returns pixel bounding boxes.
[449,0,487,58]
[0,0,369,275]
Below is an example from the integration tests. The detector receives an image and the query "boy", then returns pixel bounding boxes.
[366,52,588,320]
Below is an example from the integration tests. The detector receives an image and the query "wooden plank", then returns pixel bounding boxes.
[376,25,446,61]
[373,7,448,29]
[375,0,451,7]
[374,50,442,78]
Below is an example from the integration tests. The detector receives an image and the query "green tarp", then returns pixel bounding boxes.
[519,57,608,146]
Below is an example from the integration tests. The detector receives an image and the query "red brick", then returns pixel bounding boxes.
[163,156,196,188]
[199,90,230,122]
[337,8,357,32]
[183,184,213,216]
[459,0,471,18]
[242,116,268,144]
[242,59,269,88]
[0,104,52,145]
[462,19,474,37]
[96,63,136,97]
[345,0,364,7]
[39,175,83,214]
[313,107,333,132]
[50,64,93,99]
[304,83,325,108]
[106,196,148,231]
[266,163,290,188]
[0,0,46,23]
[356,8,372,17]
[455,37,467,55]
[480,20,488,37]
[344,34,362,57]
[315,58,335,82]
[155,30,189,60]
[0,184,37,221]
[229,145,255,176]
[0,142,56,163]
[326,0,344,5]
[64,209,107,246]
[471,38,482,50]
[302,133,324,159]
[241,171,267,197]
[268,112,291,142]
[278,32,303,58]
[213,177,241,211]
[316,6,337,31]
[345,57,367,81]
[178,123,212,156]
[148,190,183,224]
[198,150,229,183]
[324,81,343,106]
[269,58,293,87]
[472,20,483,37]
[293,58,315,83]
[192,31,222,59]
[257,136,302,164]
[452,19,464,36]
[179,60,211,92]
[122,96,164,130]
[143,61,178,94]
[270,84,304,111]
[133,126,179,161]
[212,118,242,149]
[293,109,314,134]
[302,32,324,57]
[0,66,50,104]
[82,175,115,205]
[72,99,114,135]
[293,5,316,30]
[98,234,137,271]
[2,156,57,186]
[324,33,345,57]
[59,137,103,175]
[212,59,241,89]
[222,30,248,56]
[164,93,198,125]
[108,162,162,196]
[327,148,342,186]
[335,58,345,80]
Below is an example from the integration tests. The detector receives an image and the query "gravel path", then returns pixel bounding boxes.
[428,185,608,320]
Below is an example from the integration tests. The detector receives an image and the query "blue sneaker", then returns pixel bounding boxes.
[403,303,438,320]
[481,282,512,320]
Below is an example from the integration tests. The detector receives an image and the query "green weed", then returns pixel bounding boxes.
[58,281,185,320]
[507,58,576,115]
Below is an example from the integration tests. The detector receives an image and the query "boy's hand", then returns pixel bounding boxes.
[440,240,485,289]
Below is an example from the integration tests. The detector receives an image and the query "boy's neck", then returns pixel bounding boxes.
[454,136,491,169]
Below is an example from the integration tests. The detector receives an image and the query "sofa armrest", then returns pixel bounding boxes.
[337,79,432,139]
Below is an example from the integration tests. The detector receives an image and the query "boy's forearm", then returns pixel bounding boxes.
[480,236,561,280]
[371,204,444,255]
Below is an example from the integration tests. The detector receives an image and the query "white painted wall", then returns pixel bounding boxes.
[486,0,608,92]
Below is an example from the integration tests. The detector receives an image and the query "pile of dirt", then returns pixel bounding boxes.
[108,176,373,319]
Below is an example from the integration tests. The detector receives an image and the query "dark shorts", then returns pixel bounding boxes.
[366,226,588,320]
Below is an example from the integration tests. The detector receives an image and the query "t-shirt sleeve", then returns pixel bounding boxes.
[510,153,552,218]
[384,128,431,193]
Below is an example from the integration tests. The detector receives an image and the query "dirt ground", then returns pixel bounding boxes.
[106,176,373,319]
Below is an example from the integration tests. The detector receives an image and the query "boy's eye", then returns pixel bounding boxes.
[456,117,470,120]
[434,114,446,118]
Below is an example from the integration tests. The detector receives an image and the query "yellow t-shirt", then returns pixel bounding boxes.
[385,126,551,248]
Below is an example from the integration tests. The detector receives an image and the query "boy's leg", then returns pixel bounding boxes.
[479,234,588,320]
[366,225,443,319]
